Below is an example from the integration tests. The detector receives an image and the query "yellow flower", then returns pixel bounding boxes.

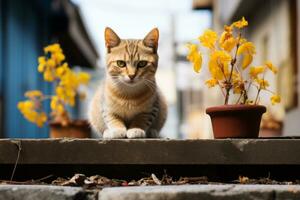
[56,86,65,99]
[237,42,256,69]
[51,52,65,64]
[199,29,217,49]
[186,43,202,73]
[77,72,91,84]
[38,64,45,73]
[205,78,218,88]
[239,38,247,45]
[209,50,232,80]
[265,61,278,74]
[55,85,75,106]
[233,17,248,29]
[36,112,47,127]
[46,59,56,69]
[232,72,244,94]
[249,66,265,79]
[44,43,62,54]
[38,56,46,72]
[50,96,65,114]
[256,78,269,89]
[249,66,265,78]
[219,25,237,52]
[18,100,35,111]
[43,70,55,81]
[241,54,253,69]
[17,100,47,127]
[237,42,256,55]
[221,37,236,52]
[25,90,43,99]
[55,63,69,77]
[270,94,281,105]
[38,56,46,64]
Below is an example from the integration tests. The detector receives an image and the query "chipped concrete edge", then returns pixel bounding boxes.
[1,138,300,165]
[1,184,300,200]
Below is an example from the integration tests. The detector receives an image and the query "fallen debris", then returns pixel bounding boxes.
[49,173,209,189]
[236,176,295,185]
[1,173,299,189]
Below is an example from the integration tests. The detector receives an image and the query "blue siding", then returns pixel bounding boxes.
[0,0,3,137]
[2,0,51,138]
[0,0,3,97]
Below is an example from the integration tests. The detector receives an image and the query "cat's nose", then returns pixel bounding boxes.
[128,74,136,80]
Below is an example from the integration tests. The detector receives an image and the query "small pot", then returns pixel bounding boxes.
[50,120,91,138]
[206,105,266,138]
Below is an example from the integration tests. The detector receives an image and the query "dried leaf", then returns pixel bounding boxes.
[151,174,161,185]
[239,176,250,184]
[61,174,86,186]
[177,177,208,185]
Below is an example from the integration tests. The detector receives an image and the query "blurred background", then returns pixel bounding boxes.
[0,0,298,138]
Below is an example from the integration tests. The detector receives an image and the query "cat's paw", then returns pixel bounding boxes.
[126,128,146,138]
[103,128,127,139]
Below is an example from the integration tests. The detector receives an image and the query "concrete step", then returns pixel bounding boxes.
[1,184,300,200]
[99,184,300,200]
[1,138,300,165]
[1,138,300,181]
[0,185,96,200]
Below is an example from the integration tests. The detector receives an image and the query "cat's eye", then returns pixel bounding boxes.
[137,60,148,68]
[116,60,126,68]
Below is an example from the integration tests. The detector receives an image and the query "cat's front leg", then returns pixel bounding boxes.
[103,113,127,139]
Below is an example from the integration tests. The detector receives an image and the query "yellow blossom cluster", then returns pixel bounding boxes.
[54,63,90,107]
[186,44,202,73]
[18,43,91,127]
[186,17,281,105]
[38,44,66,81]
[18,100,47,127]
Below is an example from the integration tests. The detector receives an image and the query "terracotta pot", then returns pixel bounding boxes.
[206,105,266,138]
[49,120,91,138]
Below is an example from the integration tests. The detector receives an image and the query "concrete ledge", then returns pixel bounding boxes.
[99,185,300,200]
[1,138,300,165]
[0,185,96,200]
[1,184,300,200]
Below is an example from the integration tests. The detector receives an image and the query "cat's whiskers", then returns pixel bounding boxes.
[143,79,156,93]
[143,78,156,87]
[144,83,155,93]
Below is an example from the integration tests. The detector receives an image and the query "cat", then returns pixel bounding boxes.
[88,27,167,139]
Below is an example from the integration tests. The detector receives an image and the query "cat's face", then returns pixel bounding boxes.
[104,27,159,88]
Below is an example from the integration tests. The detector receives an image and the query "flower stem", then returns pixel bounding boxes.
[224,33,241,105]
[254,88,261,104]
[217,82,226,97]
[224,85,231,104]
[236,92,243,104]
[243,90,248,104]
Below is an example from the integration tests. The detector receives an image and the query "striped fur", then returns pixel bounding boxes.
[88,27,167,138]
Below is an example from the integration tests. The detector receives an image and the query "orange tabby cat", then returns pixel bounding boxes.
[88,27,167,138]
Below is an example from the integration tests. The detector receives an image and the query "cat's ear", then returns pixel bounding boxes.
[105,27,121,53]
[143,28,159,53]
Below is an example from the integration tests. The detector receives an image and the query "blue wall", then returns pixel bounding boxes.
[0,0,3,137]
[1,0,52,138]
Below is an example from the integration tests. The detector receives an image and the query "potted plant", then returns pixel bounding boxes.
[18,43,91,138]
[186,17,281,138]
